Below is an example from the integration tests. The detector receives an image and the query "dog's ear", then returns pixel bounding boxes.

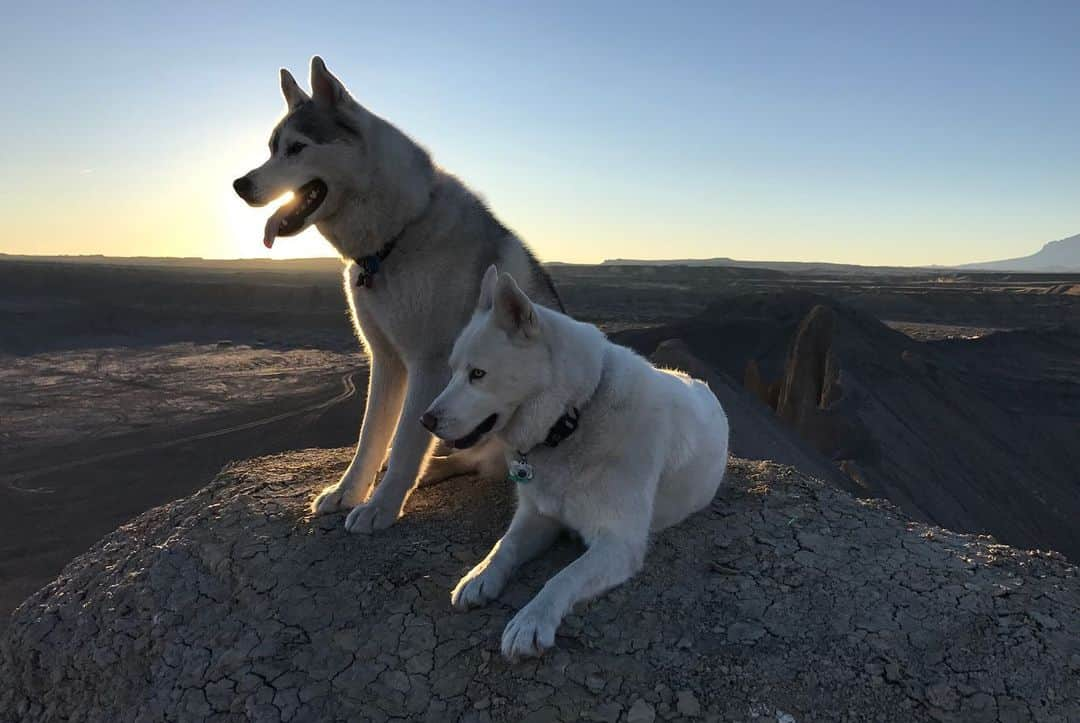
[493,272,539,337]
[477,264,499,310]
[280,68,310,110]
[310,56,352,107]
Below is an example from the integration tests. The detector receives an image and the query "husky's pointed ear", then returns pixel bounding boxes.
[493,272,539,337]
[280,68,310,110]
[477,264,499,310]
[310,56,351,107]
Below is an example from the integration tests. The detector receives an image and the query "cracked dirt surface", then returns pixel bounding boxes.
[2,449,1078,722]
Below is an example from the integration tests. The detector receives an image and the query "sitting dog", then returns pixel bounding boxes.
[422,266,730,659]
[233,58,562,533]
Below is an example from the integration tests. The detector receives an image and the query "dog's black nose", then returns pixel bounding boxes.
[232,176,254,200]
[420,412,438,432]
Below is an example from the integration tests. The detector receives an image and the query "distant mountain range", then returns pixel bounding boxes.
[602,232,1080,273]
[598,257,917,275]
[957,233,1080,272]
[5,232,1079,274]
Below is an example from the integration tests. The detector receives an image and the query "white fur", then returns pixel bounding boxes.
[426,268,730,660]
[236,58,562,532]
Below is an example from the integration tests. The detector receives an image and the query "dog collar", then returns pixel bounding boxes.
[354,239,396,289]
[354,190,435,288]
[507,407,581,484]
[544,407,580,448]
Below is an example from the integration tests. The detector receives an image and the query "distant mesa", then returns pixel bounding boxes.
[958,233,1080,272]
[602,232,1080,274]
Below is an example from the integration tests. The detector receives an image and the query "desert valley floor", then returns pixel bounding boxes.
[1,255,1078,629]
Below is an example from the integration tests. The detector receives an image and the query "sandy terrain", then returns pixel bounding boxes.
[882,321,1007,341]
[2,343,358,457]
[0,340,367,630]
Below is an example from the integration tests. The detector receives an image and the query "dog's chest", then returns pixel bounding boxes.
[345,261,467,356]
[515,449,599,538]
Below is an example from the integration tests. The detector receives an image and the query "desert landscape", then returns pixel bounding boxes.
[1,249,1079,720]
[4,3,1079,717]
[2,250,1078,634]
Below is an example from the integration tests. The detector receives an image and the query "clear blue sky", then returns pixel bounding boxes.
[2,1,1077,264]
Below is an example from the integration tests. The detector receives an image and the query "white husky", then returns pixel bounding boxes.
[233,58,562,533]
[423,267,730,659]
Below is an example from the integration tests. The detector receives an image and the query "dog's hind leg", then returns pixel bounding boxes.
[344,362,449,533]
[312,342,406,515]
[418,437,507,487]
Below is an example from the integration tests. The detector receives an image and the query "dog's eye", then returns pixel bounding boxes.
[286,142,306,157]
[469,368,486,381]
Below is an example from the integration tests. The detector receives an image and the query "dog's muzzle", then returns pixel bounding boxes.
[232,176,257,204]
[452,414,498,450]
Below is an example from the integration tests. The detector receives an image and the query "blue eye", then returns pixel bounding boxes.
[286,142,306,156]
[469,368,486,381]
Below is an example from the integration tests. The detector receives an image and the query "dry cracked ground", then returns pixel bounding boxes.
[2,449,1078,722]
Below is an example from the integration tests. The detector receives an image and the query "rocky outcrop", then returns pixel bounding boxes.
[739,305,869,479]
[774,305,834,429]
[650,340,863,497]
[614,293,1080,560]
[742,359,780,409]
[3,448,1078,722]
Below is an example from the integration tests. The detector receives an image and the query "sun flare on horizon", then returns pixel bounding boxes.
[2,4,1078,267]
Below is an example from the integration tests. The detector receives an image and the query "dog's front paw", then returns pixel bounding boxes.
[501,603,558,661]
[451,564,506,610]
[344,499,399,534]
[311,483,350,515]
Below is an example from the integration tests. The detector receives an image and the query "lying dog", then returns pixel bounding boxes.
[423,266,730,659]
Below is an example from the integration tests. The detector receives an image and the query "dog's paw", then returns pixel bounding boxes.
[451,565,506,610]
[344,499,399,534]
[311,484,349,515]
[501,604,558,661]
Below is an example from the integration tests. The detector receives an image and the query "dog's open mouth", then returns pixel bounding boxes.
[262,179,328,249]
[453,413,498,450]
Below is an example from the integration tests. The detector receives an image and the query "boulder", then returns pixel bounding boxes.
[2,449,1078,722]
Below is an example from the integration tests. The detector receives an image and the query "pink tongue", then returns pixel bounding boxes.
[263,207,289,249]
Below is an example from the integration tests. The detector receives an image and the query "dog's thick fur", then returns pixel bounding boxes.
[234,58,562,533]
[425,267,730,659]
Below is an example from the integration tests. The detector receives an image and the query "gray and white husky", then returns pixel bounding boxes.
[233,57,562,533]
[424,267,730,659]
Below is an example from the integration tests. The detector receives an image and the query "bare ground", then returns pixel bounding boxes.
[0,344,365,629]
[2,449,1077,722]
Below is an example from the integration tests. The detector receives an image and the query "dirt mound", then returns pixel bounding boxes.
[3,449,1078,722]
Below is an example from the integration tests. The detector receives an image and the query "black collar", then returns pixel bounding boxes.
[519,352,607,455]
[353,236,397,289]
[353,191,434,288]
[543,407,580,448]
[507,406,581,484]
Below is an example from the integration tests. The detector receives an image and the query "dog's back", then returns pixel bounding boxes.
[592,350,729,531]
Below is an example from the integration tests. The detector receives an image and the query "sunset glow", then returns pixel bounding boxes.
[2,2,1078,266]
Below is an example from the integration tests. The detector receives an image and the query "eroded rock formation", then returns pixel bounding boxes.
[615,294,1080,560]
[2,448,1078,722]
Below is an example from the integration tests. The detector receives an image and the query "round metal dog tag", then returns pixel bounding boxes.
[508,459,534,484]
